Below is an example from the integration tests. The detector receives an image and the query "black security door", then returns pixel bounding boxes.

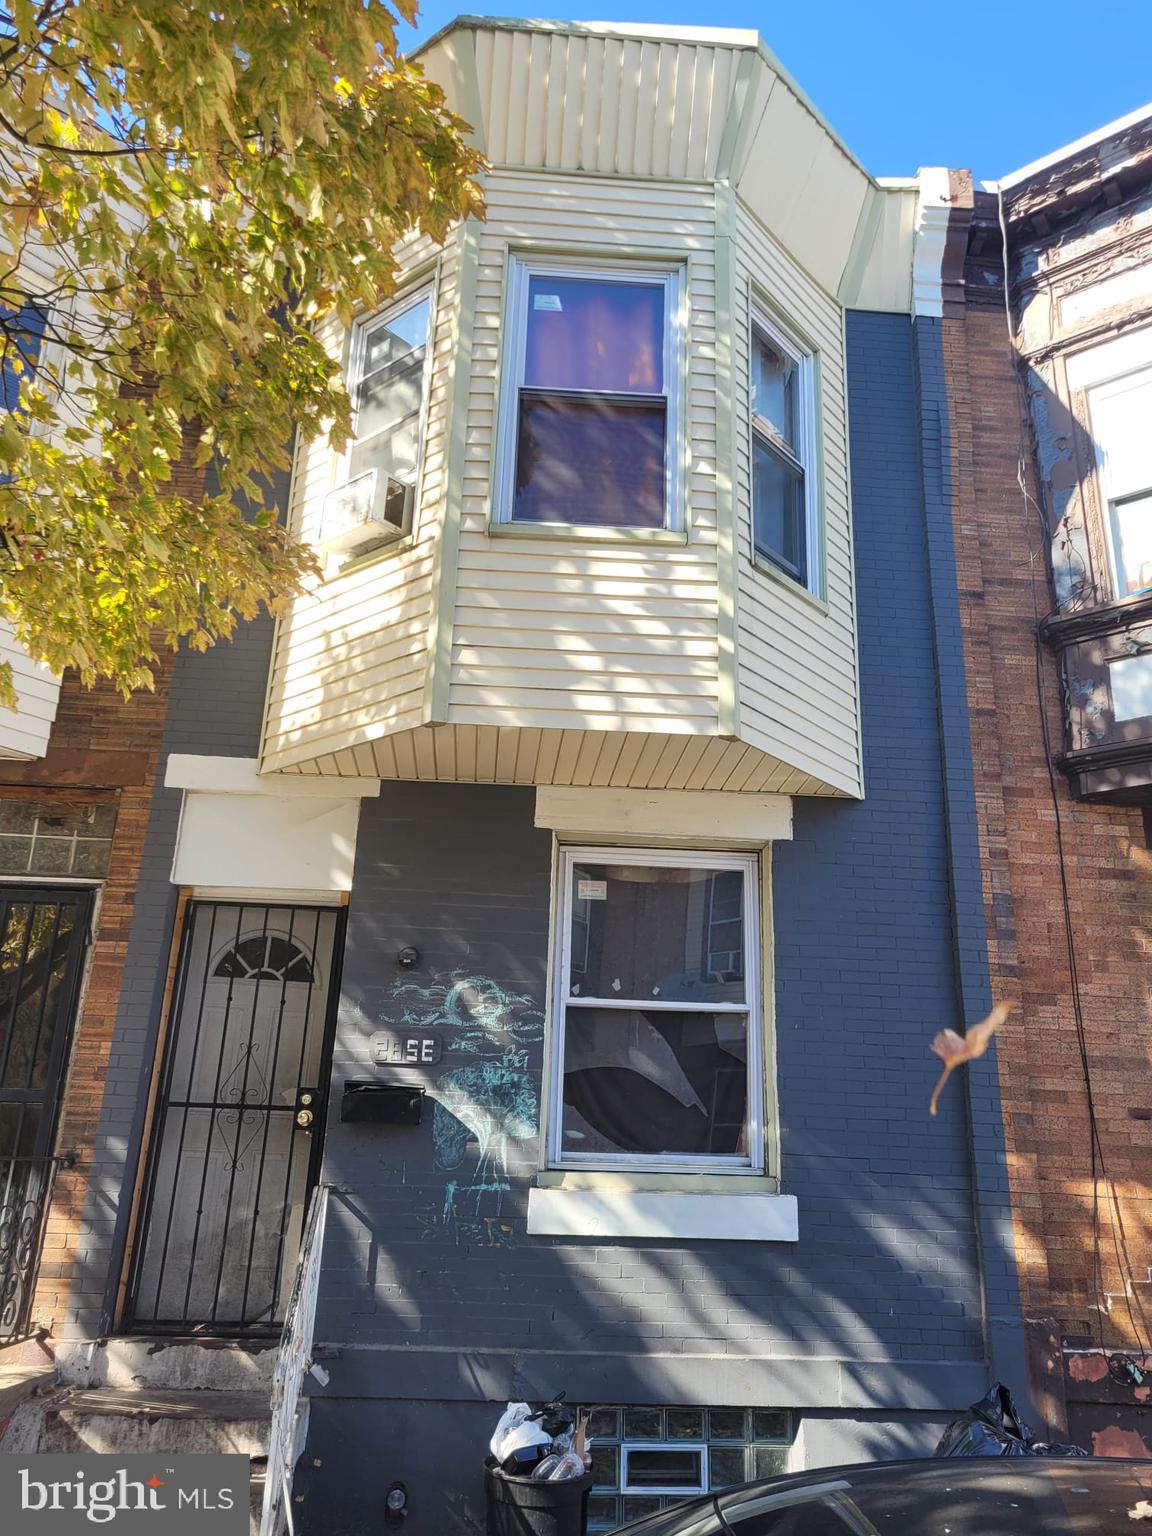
[126,901,343,1333]
[0,886,93,1341]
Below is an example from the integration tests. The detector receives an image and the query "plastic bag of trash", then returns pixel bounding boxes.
[490,1403,532,1460]
[491,1403,554,1473]
[936,1383,1086,1458]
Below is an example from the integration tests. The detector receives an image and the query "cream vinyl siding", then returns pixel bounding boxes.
[420,20,914,315]
[733,202,863,798]
[446,170,721,738]
[262,231,456,772]
[0,619,60,760]
[472,28,743,181]
[0,239,67,757]
[284,726,834,798]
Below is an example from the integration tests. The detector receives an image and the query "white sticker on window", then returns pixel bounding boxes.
[533,293,563,312]
[577,879,606,901]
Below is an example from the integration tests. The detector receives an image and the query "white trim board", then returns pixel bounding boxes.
[527,1188,799,1242]
[534,786,792,845]
[171,791,363,892]
[911,166,952,319]
[996,99,1152,192]
[189,886,345,906]
[1065,325,1152,392]
[165,754,380,798]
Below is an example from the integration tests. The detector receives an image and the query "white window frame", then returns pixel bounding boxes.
[493,255,685,531]
[749,304,820,595]
[338,282,436,538]
[1084,363,1152,602]
[546,845,764,1174]
[620,1443,709,1497]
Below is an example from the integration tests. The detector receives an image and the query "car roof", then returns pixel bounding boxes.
[716,1456,1152,1533]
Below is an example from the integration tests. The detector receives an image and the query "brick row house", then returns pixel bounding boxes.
[0,16,1149,1534]
[937,112,1152,1455]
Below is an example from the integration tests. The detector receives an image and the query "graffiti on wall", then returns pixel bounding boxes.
[383,976,545,1246]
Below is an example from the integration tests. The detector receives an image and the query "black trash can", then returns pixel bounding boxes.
[485,1465,592,1536]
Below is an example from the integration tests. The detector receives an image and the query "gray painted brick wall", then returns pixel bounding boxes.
[66,616,275,1335]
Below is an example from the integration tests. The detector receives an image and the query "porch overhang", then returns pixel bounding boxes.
[264,723,849,798]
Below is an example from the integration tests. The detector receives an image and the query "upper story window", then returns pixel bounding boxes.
[496,258,682,530]
[0,300,47,410]
[340,287,433,542]
[750,308,818,592]
[1086,364,1152,599]
[548,846,763,1174]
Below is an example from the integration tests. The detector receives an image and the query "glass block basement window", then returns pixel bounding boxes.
[580,1406,792,1533]
[0,798,116,878]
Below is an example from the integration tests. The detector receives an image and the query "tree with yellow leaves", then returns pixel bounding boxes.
[0,0,483,701]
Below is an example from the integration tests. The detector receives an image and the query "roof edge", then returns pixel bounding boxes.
[997,98,1152,191]
[412,15,876,184]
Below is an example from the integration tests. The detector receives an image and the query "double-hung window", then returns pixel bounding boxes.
[1086,364,1152,600]
[549,847,763,1172]
[497,259,681,529]
[750,309,817,591]
[340,286,433,541]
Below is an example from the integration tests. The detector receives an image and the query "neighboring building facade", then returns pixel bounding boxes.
[935,114,1152,1456]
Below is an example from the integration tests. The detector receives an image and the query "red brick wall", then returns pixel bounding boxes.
[0,664,173,1336]
[945,305,1152,1348]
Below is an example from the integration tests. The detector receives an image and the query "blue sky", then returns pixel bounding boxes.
[408,3,1152,182]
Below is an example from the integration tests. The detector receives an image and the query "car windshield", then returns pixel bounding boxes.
[718,1459,1152,1535]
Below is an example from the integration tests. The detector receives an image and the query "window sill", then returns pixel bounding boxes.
[751,554,828,615]
[320,532,415,580]
[526,1186,798,1242]
[488,520,688,546]
[536,1169,777,1194]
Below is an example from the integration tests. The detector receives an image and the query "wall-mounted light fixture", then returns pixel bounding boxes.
[384,1481,408,1526]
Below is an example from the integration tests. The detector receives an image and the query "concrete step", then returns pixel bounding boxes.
[0,1363,56,1421]
[55,1337,278,1393]
[40,1387,271,1457]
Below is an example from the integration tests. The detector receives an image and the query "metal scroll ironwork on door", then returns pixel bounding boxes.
[126,902,343,1333]
[0,885,92,1342]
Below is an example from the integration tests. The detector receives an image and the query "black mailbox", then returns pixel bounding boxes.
[341,1080,425,1125]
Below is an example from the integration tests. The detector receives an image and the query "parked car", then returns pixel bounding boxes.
[614,1456,1152,1535]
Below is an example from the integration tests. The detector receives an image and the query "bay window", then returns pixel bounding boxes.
[750,308,818,592]
[497,259,681,529]
[548,847,763,1172]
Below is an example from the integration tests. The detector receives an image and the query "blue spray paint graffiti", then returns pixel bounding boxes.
[383,976,544,1245]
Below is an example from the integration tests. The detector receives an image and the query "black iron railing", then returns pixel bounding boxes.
[0,1152,73,1344]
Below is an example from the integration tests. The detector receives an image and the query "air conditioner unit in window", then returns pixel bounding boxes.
[317,469,415,556]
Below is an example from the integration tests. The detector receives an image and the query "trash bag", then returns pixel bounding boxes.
[488,1394,589,1479]
[936,1383,1087,1458]
[490,1402,553,1473]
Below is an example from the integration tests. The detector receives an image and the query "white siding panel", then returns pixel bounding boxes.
[0,620,60,760]
[316,723,839,797]
[733,200,863,798]
[263,237,461,769]
[446,172,723,741]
